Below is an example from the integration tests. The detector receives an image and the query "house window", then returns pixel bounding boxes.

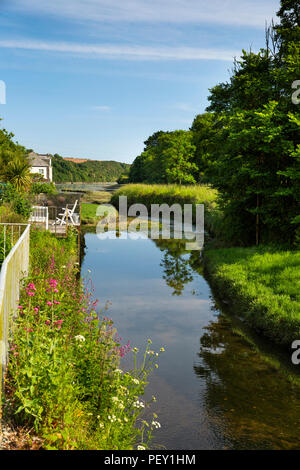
[39,169,44,175]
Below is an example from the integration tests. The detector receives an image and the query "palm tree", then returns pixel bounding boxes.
[4,158,32,192]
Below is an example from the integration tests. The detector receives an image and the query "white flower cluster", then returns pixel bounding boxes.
[108,414,117,423]
[132,378,140,385]
[74,335,86,343]
[137,445,146,450]
[132,400,145,409]
[111,396,125,410]
[151,420,161,429]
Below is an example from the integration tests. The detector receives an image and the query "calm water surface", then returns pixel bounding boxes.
[81,232,300,450]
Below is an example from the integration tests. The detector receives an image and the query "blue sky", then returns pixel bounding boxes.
[0,0,280,163]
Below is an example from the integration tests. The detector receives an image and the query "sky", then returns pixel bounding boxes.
[0,0,280,163]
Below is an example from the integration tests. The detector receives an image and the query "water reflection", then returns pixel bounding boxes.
[82,230,300,450]
[155,239,194,296]
[195,314,300,450]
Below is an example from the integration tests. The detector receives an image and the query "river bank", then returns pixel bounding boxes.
[81,228,300,449]
[3,227,161,450]
[108,184,300,350]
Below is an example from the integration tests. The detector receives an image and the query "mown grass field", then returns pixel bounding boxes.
[204,247,300,347]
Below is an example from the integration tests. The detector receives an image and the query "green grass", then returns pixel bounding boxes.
[111,183,221,234]
[80,202,101,225]
[80,193,112,225]
[204,246,300,347]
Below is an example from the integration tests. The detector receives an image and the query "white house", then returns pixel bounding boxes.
[29,152,53,182]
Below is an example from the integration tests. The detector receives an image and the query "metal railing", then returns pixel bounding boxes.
[0,224,30,400]
[29,205,49,230]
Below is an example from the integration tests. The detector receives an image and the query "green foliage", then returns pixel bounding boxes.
[204,246,300,347]
[30,182,57,195]
[128,1,300,247]
[1,183,31,219]
[52,154,130,183]
[0,203,27,224]
[129,130,198,184]
[6,228,162,450]
[0,123,31,191]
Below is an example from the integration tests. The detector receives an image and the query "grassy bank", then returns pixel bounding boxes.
[204,246,300,347]
[81,192,112,225]
[111,184,221,234]
[4,227,162,450]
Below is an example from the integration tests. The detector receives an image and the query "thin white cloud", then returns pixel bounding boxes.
[91,105,111,111]
[174,103,198,112]
[0,39,239,61]
[10,0,278,28]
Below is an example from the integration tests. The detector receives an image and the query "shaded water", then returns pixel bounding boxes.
[81,232,300,450]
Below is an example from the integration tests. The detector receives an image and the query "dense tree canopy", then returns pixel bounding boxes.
[52,154,130,183]
[129,0,300,246]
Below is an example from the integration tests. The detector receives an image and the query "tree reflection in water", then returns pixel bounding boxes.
[194,313,300,450]
[153,239,195,296]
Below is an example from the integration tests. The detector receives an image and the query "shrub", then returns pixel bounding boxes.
[1,183,31,219]
[31,182,57,195]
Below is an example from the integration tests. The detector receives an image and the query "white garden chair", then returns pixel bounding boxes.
[53,200,79,226]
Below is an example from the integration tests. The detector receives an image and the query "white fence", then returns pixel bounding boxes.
[0,224,30,397]
[29,205,49,230]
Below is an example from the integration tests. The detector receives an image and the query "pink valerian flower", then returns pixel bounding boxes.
[53,300,60,305]
[27,283,36,291]
[49,279,58,288]
[55,320,63,325]
[45,320,51,325]
[27,291,35,297]
[47,301,53,306]
[18,305,23,309]
[117,341,131,358]
[34,307,39,313]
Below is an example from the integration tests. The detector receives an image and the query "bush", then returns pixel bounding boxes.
[1,183,31,219]
[31,182,57,195]
[0,203,27,224]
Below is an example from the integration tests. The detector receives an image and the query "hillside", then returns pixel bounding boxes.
[52,153,131,183]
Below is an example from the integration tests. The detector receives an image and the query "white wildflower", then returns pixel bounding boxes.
[132,400,145,409]
[151,420,161,429]
[74,335,85,343]
[137,445,146,450]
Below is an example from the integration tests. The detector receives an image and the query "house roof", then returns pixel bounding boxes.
[29,152,52,167]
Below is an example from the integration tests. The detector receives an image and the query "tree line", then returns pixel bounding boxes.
[129,1,300,247]
[52,154,130,183]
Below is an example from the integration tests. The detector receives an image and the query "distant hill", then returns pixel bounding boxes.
[53,154,131,183]
[63,157,89,164]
